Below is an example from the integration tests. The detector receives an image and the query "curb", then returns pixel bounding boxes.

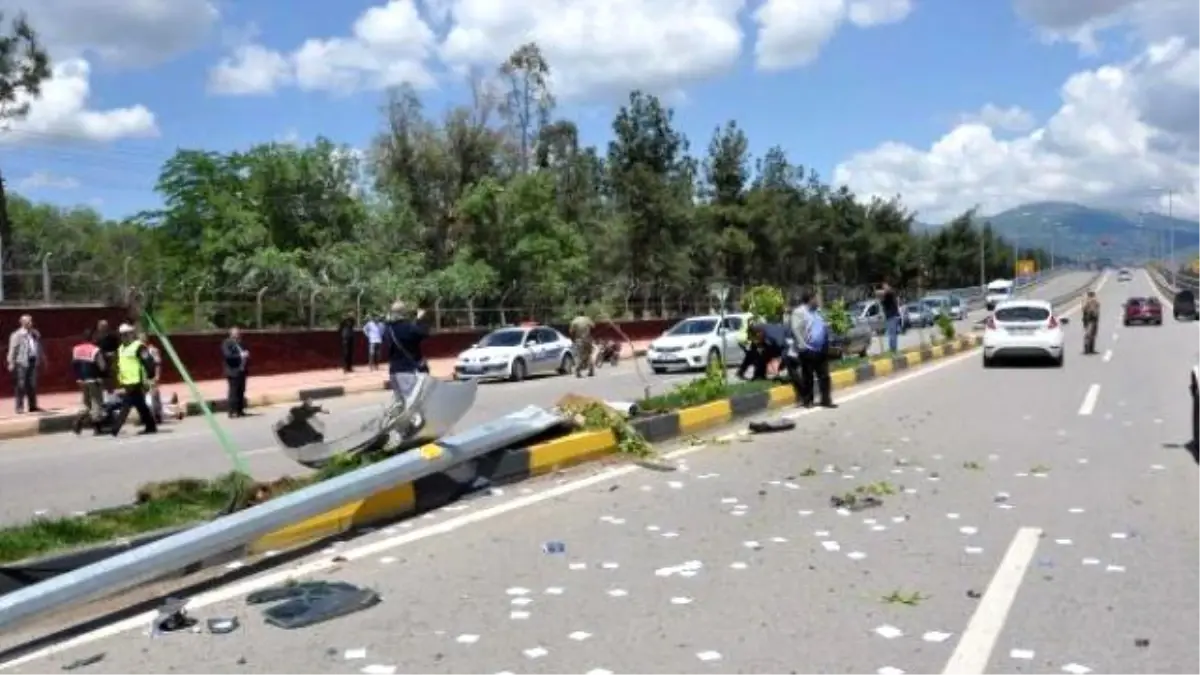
[250,335,982,554]
[0,348,651,442]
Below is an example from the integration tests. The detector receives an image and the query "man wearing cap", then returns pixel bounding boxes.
[110,323,158,436]
[385,301,430,434]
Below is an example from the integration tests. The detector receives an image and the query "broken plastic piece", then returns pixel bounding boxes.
[61,654,105,671]
[207,617,240,634]
[748,419,796,434]
[249,581,381,630]
[153,597,197,634]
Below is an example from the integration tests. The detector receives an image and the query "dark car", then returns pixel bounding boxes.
[1124,297,1162,326]
[1174,290,1197,321]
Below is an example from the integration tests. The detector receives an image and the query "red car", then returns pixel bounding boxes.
[1124,297,1163,326]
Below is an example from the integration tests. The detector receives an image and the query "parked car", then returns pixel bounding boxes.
[646,313,751,373]
[1174,289,1197,321]
[851,299,885,334]
[831,318,873,359]
[982,299,1067,368]
[922,294,964,320]
[904,301,935,328]
[454,325,576,382]
[1124,297,1163,326]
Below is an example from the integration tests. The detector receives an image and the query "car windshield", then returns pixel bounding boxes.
[1126,297,1146,307]
[1176,290,1195,304]
[667,318,718,336]
[922,298,945,308]
[995,306,1050,322]
[478,329,526,347]
[950,298,962,307]
[905,303,923,312]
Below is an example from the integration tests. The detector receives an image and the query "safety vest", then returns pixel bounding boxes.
[117,341,145,387]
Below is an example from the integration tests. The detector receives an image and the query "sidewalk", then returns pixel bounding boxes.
[0,342,651,441]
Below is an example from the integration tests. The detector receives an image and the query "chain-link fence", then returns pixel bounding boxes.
[0,267,126,306]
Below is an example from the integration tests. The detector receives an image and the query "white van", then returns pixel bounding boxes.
[985,279,1015,311]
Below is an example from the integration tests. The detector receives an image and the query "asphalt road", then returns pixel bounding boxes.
[4,269,1171,675]
[0,272,1091,526]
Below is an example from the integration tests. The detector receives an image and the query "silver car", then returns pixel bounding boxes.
[905,302,934,328]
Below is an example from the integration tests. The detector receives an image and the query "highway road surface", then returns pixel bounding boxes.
[0,274,1089,525]
[6,270,1187,675]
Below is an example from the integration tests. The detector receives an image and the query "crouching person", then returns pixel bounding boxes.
[71,328,106,435]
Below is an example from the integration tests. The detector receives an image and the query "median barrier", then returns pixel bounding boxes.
[0,273,1102,629]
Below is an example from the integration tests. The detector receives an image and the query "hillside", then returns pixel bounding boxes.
[924,202,1198,263]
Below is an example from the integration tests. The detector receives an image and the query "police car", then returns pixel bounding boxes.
[454,325,576,382]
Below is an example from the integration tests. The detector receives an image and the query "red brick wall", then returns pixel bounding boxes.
[1,306,674,396]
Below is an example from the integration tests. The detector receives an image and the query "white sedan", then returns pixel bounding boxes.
[982,299,1067,368]
[454,325,577,382]
[646,313,751,373]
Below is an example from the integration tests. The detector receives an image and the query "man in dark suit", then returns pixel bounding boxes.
[221,326,250,418]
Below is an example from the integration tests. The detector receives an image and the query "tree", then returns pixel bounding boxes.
[0,12,50,297]
[499,42,555,175]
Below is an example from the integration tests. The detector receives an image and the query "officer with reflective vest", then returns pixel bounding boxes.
[110,323,158,436]
[71,328,106,435]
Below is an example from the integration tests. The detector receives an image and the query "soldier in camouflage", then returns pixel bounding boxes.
[569,313,596,378]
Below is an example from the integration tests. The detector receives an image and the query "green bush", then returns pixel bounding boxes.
[825,299,853,337]
[935,312,955,340]
[742,285,786,323]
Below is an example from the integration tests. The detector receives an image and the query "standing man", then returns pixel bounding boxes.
[1082,291,1101,354]
[6,314,44,414]
[364,314,384,371]
[385,301,431,434]
[94,319,120,392]
[568,312,596,378]
[222,326,250,418]
[110,323,158,436]
[138,331,164,424]
[789,294,815,405]
[338,311,357,373]
[71,328,105,435]
[877,280,901,354]
[792,292,837,409]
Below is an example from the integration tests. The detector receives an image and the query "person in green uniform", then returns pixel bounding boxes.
[110,323,158,436]
[568,313,596,378]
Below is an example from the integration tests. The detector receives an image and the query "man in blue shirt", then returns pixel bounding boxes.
[793,292,836,408]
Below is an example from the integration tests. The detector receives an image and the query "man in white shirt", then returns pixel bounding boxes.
[6,314,44,414]
[363,314,384,371]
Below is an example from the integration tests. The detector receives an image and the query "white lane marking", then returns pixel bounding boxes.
[1077,384,1101,416]
[0,338,993,672]
[0,281,1097,670]
[941,527,1042,675]
[1102,349,1113,362]
[1142,269,1175,311]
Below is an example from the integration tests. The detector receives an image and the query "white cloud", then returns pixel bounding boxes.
[439,0,745,100]
[0,59,159,144]
[0,0,219,68]
[1014,0,1198,54]
[16,170,79,190]
[834,36,1200,221]
[207,0,437,97]
[754,0,913,71]
[960,104,1037,133]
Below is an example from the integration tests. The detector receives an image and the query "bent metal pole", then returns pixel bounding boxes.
[0,405,565,633]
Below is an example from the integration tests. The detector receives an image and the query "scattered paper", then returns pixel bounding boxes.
[1105,565,1126,573]
[877,668,905,675]
[874,624,903,639]
[646,525,661,532]
[965,547,983,555]
[1068,508,1085,514]
[946,513,960,520]
[662,531,680,538]
[1062,664,1093,674]
[871,525,888,532]
[361,666,396,675]
[544,586,564,595]
[344,649,367,660]
[510,611,530,620]
[667,481,684,489]
[568,562,587,570]
[1082,558,1100,566]
[821,540,841,552]
[847,551,867,561]
[569,631,592,641]
[585,670,613,675]
[1010,649,1035,660]
[770,536,788,543]
[379,556,396,565]
[601,562,620,569]
[1110,532,1128,540]
[798,509,814,516]
[456,634,479,644]
[721,497,739,504]
[523,647,548,659]
[744,540,762,549]
[506,587,530,596]
[511,597,532,606]
[670,597,693,605]
[730,562,748,570]
[815,530,831,537]
[607,589,628,597]
[696,651,722,662]
[1055,539,1073,546]
[923,631,952,643]
[960,526,979,536]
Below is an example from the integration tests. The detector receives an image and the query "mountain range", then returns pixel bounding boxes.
[922,202,1199,264]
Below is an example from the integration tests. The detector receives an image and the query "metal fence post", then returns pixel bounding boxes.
[40,253,52,303]
[256,286,269,329]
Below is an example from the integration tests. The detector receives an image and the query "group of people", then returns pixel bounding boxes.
[736,291,840,409]
[69,320,165,436]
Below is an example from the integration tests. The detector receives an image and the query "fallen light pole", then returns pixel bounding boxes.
[0,405,567,633]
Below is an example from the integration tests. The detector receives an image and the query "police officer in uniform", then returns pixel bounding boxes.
[71,328,106,435]
[568,312,596,378]
[110,323,158,436]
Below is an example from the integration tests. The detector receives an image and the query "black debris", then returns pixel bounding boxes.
[331,555,349,563]
[749,419,796,434]
[248,581,381,630]
[966,589,982,599]
[61,654,105,671]
[153,597,198,634]
[1135,638,1150,648]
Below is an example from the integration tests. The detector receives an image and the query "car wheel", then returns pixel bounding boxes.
[652,367,667,375]
[1155,319,1162,326]
[706,347,723,371]
[510,358,527,382]
[983,355,995,368]
[558,353,575,375]
[1053,353,1064,368]
[1123,320,1131,326]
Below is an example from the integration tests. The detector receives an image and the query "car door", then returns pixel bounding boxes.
[864,302,883,333]
[537,328,566,372]
[720,317,744,364]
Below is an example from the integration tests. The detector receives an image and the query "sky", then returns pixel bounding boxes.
[0,0,1197,225]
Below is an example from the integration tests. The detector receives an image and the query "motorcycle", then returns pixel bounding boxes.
[594,340,621,368]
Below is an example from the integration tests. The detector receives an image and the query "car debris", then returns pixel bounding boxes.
[246,581,381,630]
[61,654,105,671]
[748,419,796,434]
[153,597,198,635]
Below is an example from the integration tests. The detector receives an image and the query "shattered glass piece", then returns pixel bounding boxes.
[206,617,239,634]
[259,582,381,630]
